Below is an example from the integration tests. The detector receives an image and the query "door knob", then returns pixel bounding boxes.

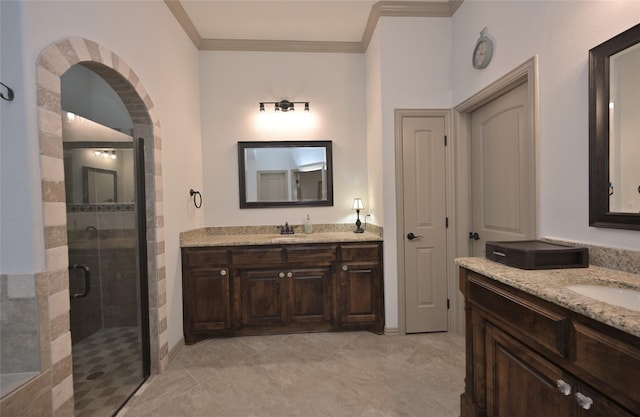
[468,232,480,240]
[407,232,423,240]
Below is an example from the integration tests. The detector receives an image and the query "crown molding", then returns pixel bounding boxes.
[165,0,202,48]
[200,39,363,53]
[167,0,463,53]
[361,1,460,51]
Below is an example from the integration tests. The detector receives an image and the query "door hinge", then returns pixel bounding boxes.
[445,217,449,228]
[447,299,450,309]
[444,135,448,146]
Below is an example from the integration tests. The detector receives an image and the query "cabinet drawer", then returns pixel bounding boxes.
[183,248,229,266]
[287,245,337,264]
[467,274,569,358]
[339,243,381,262]
[573,323,640,413]
[232,247,286,266]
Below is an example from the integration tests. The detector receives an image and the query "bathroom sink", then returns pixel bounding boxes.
[566,285,640,311]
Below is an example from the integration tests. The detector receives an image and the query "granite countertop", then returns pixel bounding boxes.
[181,230,382,247]
[456,257,640,337]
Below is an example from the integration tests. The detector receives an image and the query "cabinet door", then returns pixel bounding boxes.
[485,323,576,417]
[240,269,287,327]
[184,267,231,343]
[288,267,331,324]
[338,262,382,329]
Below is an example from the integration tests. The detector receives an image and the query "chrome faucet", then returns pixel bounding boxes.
[278,222,295,235]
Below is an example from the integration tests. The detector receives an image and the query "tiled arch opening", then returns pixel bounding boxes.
[36,37,167,416]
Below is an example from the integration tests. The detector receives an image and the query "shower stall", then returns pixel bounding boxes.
[63,111,150,417]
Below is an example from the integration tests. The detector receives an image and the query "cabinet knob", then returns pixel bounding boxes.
[220,269,227,276]
[342,265,348,271]
[575,392,593,410]
[555,380,571,396]
[287,272,293,278]
[279,272,285,278]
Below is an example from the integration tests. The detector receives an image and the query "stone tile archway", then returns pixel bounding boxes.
[36,37,167,416]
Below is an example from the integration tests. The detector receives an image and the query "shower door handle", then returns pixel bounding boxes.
[69,264,91,298]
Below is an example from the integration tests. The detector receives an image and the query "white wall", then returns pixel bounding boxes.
[451,0,640,251]
[0,0,204,349]
[1,1,45,274]
[199,51,367,228]
[61,64,133,132]
[366,17,453,330]
[365,27,384,228]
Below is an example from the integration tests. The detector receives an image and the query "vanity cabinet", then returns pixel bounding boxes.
[337,243,384,333]
[234,245,334,330]
[182,241,384,344]
[239,267,333,327]
[460,268,640,417]
[181,248,232,344]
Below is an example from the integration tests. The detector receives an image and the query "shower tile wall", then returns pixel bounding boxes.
[0,274,40,375]
[68,209,138,344]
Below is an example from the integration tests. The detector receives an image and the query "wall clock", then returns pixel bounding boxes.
[472,27,494,69]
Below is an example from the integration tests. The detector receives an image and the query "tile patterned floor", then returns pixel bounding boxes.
[73,327,145,417]
[118,331,465,417]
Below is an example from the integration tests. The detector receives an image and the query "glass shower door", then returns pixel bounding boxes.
[63,116,149,417]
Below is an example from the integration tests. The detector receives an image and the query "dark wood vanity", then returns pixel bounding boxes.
[459,266,640,417]
[181,240,384,344]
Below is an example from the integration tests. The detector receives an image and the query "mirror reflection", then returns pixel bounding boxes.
[238,141,333,208]
[62,111,135,206]
[609,42,640,213]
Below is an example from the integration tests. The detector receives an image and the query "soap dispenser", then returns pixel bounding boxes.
[304,214,313,234]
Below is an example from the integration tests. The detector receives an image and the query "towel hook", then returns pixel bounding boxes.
[189,189,202,209]
[1,82,15,101]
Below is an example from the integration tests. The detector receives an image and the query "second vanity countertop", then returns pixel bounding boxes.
[456,257,640,338]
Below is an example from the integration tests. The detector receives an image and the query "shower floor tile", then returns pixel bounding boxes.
[72,327,144,417]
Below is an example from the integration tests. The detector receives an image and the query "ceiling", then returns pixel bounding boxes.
[166,0,461,52]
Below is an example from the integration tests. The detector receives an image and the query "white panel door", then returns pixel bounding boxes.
[258,171,287,201]
[471,82,535,255]
[402,116,448,333]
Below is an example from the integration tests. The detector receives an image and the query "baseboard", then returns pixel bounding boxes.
[384,327,400,336]
[168,338,185,363]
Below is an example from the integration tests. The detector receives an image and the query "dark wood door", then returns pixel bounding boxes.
[186,268,231,333]
[485,323,575,417]
[338,261,382,328]
[240,269,287,327]
[288,267,331,324]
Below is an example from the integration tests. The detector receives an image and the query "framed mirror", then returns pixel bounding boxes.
[589,23,640,230]
[238,140,333,208]
[83,166,117,204]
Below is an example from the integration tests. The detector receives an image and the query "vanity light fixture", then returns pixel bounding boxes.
[93,149,117,160]
[352,198,364,233]
[259,100,310,112]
